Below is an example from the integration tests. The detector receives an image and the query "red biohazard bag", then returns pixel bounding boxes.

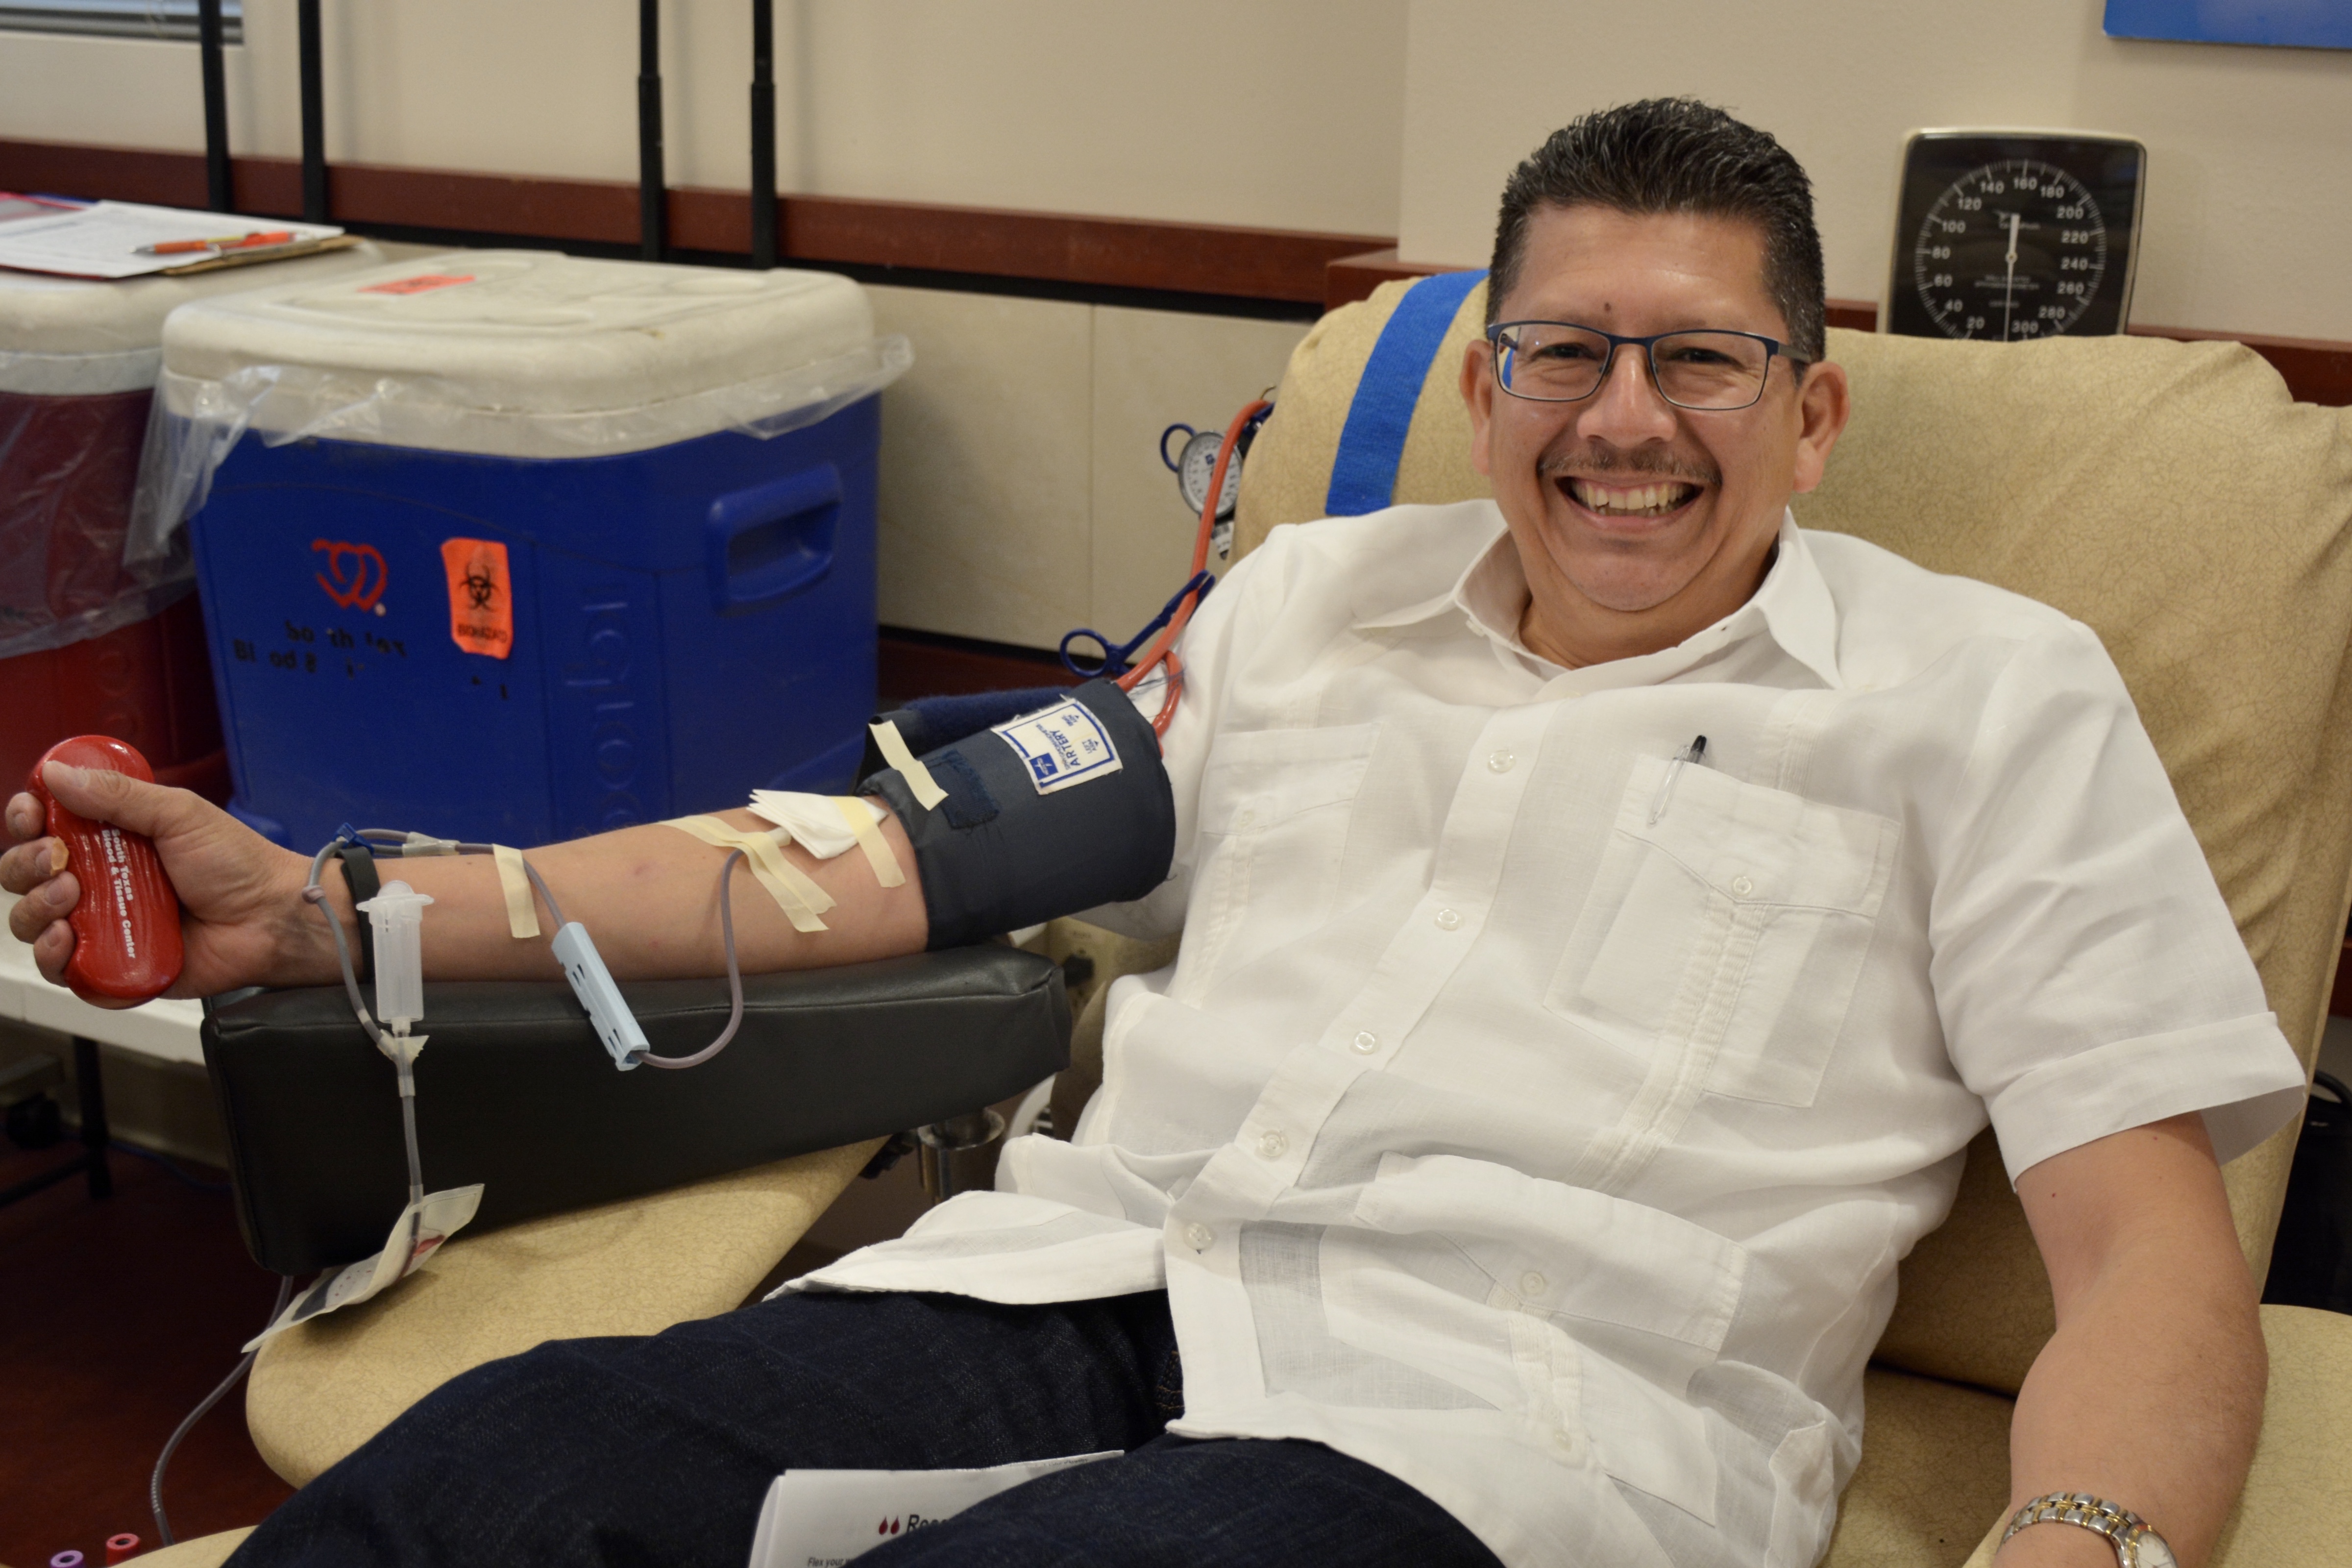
[28,735,183,1004]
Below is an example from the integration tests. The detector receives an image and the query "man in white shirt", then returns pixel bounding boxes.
[3,99,2306,1568]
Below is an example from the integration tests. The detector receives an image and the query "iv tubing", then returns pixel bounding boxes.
[309,832,751,1094]
[150,1273,295,1545]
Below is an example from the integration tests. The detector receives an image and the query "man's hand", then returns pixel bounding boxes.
[2,763,321,1004]
[1998,1113,2265,1568]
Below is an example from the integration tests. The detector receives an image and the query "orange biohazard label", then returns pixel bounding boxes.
[361,273,476,296]
[440,538,514,659]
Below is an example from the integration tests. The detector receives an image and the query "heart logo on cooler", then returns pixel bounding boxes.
[313,539,388,612]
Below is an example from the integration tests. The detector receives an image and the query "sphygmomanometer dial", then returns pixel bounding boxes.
[1912,162,2105,341]
[1883,130,2146,342]
[1176,427,1242,521]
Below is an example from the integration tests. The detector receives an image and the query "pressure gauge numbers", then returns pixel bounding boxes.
[1885,132,2146,343]
[1912,162,2107,341]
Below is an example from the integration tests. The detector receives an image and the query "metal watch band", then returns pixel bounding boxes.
[2000,1493,2177,1568]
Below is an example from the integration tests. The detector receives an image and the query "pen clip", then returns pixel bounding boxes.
[1647,735,1708,826]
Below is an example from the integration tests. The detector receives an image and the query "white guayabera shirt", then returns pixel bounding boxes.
[798,501,2306,1568]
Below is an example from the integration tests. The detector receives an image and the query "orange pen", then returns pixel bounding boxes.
[139,229,296,255]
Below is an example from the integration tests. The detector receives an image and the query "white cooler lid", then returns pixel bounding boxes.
[0,241,393,394]
[158,250,886,457]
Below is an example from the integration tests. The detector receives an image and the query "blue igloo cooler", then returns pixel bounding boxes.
[159,250,907,850]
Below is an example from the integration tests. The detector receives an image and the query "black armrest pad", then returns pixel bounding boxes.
[202,946,1069,1274]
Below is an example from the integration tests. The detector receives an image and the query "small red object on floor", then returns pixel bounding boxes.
[105,1534,142,1563]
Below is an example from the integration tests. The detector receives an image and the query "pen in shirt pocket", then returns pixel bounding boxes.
[1648,735,1708,826]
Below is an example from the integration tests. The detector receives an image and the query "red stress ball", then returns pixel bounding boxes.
[28,736,183,1004]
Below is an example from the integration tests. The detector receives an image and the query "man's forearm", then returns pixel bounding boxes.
[2001,1118,2265,1567]
[296,807,929,986]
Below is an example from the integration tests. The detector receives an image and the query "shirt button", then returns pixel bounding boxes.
[1434,907,1462,931]
[1183,1222,1216,1251]
[1233,808,1255,830]
[1256,1130,1289,1159]
[1351,1030,1379,1054]
[1487,751,1515,773]
[1519,1271,1547,1298]
[1731,874,1756,898]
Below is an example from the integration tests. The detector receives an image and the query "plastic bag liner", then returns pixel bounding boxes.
[0,379,196,661]
[126,333,913,564]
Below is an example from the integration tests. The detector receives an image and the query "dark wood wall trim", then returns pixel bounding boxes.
[8,136,2348,402]
[0,137,1387,308]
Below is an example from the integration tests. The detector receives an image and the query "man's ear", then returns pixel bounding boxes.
[1461,337,1496,478]
[1788,358,1851,496]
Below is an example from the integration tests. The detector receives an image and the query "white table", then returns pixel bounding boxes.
[0,889,206,1205]
[0,890,206,1064]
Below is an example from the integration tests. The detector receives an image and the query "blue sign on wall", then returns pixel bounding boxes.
[2105,0,2352,49]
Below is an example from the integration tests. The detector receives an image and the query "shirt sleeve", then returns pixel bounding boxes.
[1069,532,1281,942]
[1927,618,2308,1183]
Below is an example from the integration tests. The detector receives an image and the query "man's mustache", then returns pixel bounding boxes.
[1537,441,1718,488]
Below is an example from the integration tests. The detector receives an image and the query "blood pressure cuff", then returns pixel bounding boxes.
[203,945,1069,1275]
[859,677,1176,950]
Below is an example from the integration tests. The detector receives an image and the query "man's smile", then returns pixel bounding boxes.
[1558,475,1703,518]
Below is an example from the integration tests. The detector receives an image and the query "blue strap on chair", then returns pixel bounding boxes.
[1323,269,1487,517]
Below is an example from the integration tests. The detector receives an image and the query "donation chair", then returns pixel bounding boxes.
[151,277,2352,1567]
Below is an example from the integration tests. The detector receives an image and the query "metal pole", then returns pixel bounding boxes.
[197,0,232,211]
[637,0,665,260]
[74,1037,112,1200]
[749,0,776,270]
[298,0,326,223]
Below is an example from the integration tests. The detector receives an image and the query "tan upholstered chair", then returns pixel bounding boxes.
[157,282,2352,1568]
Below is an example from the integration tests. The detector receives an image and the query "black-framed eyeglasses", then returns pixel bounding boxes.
[1485,321,1810,412]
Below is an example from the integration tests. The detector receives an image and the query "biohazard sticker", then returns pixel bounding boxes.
[440,537,514,658]
[992,699,1122,794]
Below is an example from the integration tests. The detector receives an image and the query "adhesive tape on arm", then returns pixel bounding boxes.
[660,816,833,932]
[491,845,541,939]
[833,796,905,888]
[870,720,949,810]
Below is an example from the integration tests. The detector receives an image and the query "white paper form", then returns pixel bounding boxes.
[747,1451,1119,1567]
[0,199,343,279]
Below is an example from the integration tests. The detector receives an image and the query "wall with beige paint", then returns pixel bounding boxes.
[869,287,1304,650]
[0,0,1410,237]
[1396,0,2352,342]
[9,1,2348,649]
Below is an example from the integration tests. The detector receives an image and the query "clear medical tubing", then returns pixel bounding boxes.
[125,336,913,564]
[150,1272,294,1546]
[306,832,750,1100]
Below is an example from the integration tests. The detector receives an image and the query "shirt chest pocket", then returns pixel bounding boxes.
[1189,722,1383,942]
[1544,755,1900,1108]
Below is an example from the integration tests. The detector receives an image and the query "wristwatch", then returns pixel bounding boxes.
[2000,1493,2177,1567]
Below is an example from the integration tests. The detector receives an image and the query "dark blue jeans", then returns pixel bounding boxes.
[228,1288,1502,1568]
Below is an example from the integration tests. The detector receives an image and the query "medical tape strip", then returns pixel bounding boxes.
[490,844,541,939]
[660,816,834,932]
[832,796,906,888]
[869,719,949,810]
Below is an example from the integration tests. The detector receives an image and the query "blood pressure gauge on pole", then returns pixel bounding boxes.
[1160,413,1264,560]
[1881,129,2147,342]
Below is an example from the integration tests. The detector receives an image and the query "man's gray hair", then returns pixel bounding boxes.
[1487,98,1827,363]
